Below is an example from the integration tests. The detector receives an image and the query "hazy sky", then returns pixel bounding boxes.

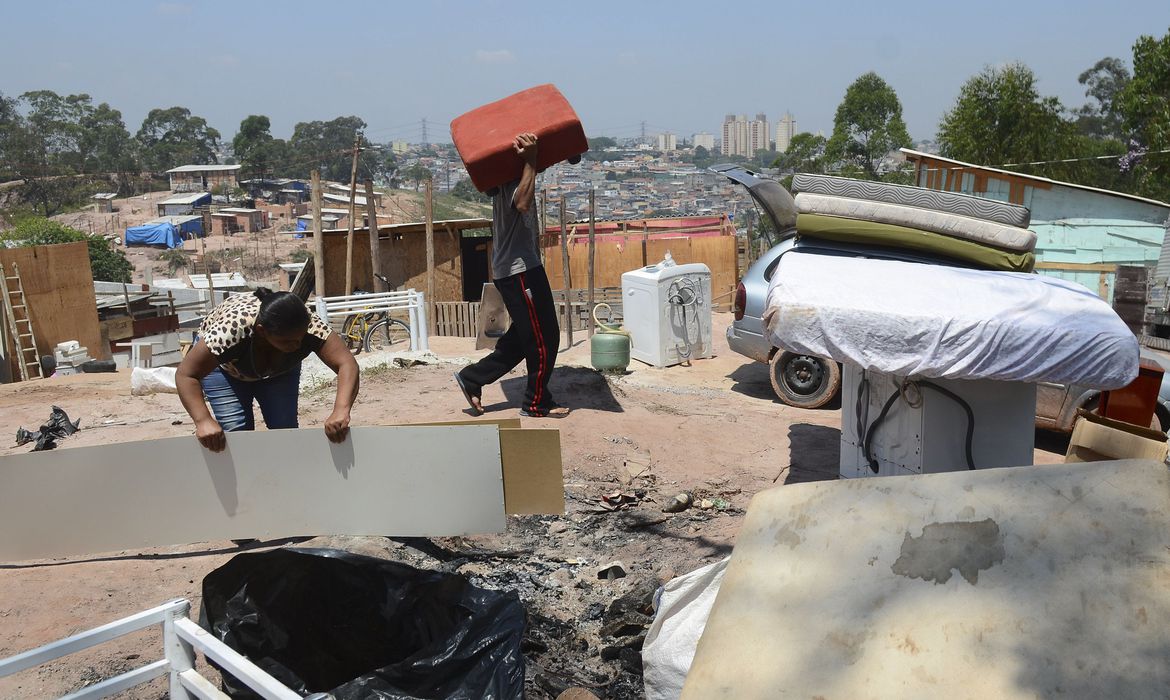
[2,0,1168,145]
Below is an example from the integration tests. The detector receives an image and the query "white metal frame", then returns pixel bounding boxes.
[0,599,300,700]
[315,289,428,352]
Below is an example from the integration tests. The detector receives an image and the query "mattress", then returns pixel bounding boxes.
[451,84,588,193]
[796,213,1035,273]
[791,173,1031,228]
[795,192,1036,252]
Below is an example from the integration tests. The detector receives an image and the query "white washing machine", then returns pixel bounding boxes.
[621,256,713,368]
[839,363,1037,478]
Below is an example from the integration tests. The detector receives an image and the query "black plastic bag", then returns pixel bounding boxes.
[199,548,527,700]
[15,406,81,451]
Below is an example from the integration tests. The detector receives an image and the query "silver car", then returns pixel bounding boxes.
[715,164,1170,432]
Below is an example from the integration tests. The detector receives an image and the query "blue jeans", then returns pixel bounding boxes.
[200,366,301,431]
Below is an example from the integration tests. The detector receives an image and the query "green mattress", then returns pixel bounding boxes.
[796,213,1035,273]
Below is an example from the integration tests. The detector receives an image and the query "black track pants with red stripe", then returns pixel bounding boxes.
[459,265,560,413]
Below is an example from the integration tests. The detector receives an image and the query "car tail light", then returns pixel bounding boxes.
[734,282,746,321]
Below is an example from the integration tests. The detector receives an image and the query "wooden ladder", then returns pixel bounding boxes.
[0,262,44,381]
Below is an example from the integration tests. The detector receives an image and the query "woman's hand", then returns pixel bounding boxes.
[196,418,226,452]
[324,408,351,443]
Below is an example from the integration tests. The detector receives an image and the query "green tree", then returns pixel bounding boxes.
[136,107,221,171]
[1075,57,1131,140]
[937,63,1073,169]
[825,72,912,178]
[450,177,488,203]
[692,144,711,166]
[588,136,617,151]
[403,164,432,191]
[80,102,135,173]
[1119,27,1170,200]
[1,218,132,282]
[232,114,276,179]
[287,116,368,181]
[773,132,827,173]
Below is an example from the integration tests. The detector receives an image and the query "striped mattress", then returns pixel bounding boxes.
[791,173,1031,228]
[795,192,1036,252]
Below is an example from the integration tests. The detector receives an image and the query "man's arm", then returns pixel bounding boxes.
[512,132,538,213]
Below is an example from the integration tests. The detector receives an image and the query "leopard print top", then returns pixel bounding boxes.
[199,293,332,381]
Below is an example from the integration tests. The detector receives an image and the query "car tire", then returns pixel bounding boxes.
[769,351,840,409]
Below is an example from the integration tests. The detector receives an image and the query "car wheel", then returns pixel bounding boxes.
[769,351,840,409]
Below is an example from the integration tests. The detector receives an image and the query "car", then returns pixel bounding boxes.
[714,164,1170,433]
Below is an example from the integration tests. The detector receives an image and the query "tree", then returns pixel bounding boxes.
[0,218,132,282]
[403,164,432,191]
[825,72,912,178]
[937,63,1074,168]
[588,136,617,151]
[287,116,368,181]
[773,132,827,173]
[79,102,135,173]
[232,115,276,179]
[1075,57,1131,140]
[450,177,488,203]
[1119,27,1170,199]
[136,107,221,171]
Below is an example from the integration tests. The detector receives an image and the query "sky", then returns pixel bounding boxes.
[2,0,1169,146]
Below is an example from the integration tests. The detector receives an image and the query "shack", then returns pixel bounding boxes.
[210,208,265,235]
[167,164,242,193]
[157,192,211,217]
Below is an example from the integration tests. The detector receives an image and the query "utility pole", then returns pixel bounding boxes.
[587,188,596,338]
[421,117,428,146]
[364,179,382,291]
[311,169,325,298]
[559,197,572,349]
[344,133,362,295]
[424,178,435,334]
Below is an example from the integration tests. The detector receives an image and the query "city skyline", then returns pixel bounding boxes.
[1,1,1167,145]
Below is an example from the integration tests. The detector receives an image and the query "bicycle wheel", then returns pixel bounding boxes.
[364,318,412,353]
[341,315,364,356]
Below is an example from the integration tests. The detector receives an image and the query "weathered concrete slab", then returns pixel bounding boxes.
[683,460,1170,699]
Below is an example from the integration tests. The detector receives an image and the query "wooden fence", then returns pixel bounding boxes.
[552,287,623,332]
[432,301,480,338]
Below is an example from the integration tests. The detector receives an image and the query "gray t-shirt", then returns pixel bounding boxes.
[491,179,542,279]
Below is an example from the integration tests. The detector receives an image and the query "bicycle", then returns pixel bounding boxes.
[339,274,412,355]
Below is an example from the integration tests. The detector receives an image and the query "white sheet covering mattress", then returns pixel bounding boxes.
[763,252,1137,389]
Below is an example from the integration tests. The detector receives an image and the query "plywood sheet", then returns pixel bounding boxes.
[404,417,564,514]
[0,426,506,561]
[683,460,1170,699]
[0,242,105,379]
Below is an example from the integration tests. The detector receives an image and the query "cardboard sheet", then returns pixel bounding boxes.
[0,426,506,561]
[683,460,1170,699]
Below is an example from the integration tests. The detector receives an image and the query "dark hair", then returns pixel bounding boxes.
[253,288,310,335]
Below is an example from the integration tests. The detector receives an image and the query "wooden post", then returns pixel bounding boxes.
[364,179,381,290]
[344,134,361,295]
[199,232,216,312]
[587,188,596,338]
[311,170,325,298]
[425,179,435,334]
[559,197,572,348]
[641,220,649,266]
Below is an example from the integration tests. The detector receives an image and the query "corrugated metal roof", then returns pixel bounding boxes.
[901,149,1170,209]
[167,164,242,173]
[92,192,118,200]
[159,192,212,205]
[189,272,248,289]
[217,207,260,214]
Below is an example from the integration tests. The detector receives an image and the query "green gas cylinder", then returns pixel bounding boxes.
[590,303,630,372]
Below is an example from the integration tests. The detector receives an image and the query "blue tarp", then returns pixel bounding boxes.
[125,222,182,248]
[173,218,203,238]
[296,218,308,231]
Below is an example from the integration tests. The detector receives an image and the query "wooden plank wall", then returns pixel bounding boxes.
[433,301,480,337]
[543,235,738,310]
[1,242,105,381]
[319,232,464,302]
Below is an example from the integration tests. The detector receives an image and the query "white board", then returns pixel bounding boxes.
[0,426,506,561]
[683,460,1170,699]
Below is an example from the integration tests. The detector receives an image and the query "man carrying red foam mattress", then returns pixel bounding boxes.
[455,133,569,418]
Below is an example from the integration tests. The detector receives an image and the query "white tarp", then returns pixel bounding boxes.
[763,252,1138,389]
[642,557,729,700]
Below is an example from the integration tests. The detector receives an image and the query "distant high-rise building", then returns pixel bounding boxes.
[722,113,769,157]
[692,132,715,151]
[657,133,677,151]
[775,112,797,154]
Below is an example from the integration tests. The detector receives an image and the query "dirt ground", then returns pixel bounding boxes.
[0,314,1068,699]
